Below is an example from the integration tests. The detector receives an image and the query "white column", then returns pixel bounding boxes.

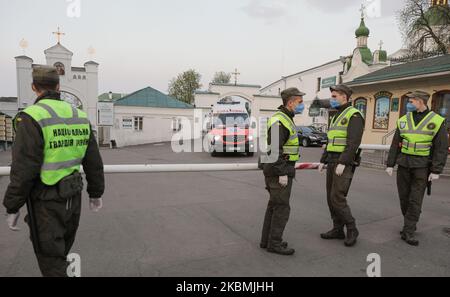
[15,56,34,109]
[84,61,99,131]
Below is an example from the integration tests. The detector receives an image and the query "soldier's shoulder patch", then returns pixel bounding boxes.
[16,117,22,122]
[427,123,436,130]
[341,118,348,125]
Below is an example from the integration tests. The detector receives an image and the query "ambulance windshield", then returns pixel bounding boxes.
[213,113,249,127]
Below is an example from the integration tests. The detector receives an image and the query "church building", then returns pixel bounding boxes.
[15,28,99,130]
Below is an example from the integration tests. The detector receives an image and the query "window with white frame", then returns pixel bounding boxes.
[172,118,182,132]
[134,116,143,131]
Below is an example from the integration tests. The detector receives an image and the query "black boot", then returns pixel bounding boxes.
[344,224,359,247]
[320,228,345,240]
[401,232,419,246]
[400,227,417,236]
[402,219,419,246]
[267,246,295,256]
[260,241,288,249]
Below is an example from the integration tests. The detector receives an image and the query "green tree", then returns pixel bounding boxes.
[398,0,450,55]
[211,71,231,84]
[168,69,202,104]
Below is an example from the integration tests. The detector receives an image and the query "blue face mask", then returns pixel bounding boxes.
[295,103,305,115]
[330,99,341,109]
[406,103,417,112]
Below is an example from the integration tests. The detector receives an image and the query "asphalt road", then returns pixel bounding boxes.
[0,142,449,277]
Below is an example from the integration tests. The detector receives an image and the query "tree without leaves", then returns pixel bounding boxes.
[211,71,231,84]
[398,0,450,55]
[168,70,202,104]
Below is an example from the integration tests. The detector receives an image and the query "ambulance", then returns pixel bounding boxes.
[206,99,255,157]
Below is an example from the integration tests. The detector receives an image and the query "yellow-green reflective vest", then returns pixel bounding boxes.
[398,111,445,157]
[18,99,91,186]
[327,106,362,153]
[267,111,300,162]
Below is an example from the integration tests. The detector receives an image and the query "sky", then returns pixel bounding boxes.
[0,0,406,97]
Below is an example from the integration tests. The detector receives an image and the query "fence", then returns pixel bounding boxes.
[0,144,390,177]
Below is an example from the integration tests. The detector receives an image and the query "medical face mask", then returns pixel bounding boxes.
[295,103,305,115]
[406,103,417,112]
[330,99,341,109]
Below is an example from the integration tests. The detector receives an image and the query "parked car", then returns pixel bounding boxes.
[297,126,327,147]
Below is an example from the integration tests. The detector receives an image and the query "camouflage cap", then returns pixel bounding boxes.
[281,88,306,101]
[32,66,60,85]
[405,90,430,102]
[330,84,353,99]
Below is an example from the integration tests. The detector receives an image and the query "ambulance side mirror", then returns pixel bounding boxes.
[251,122,256,129]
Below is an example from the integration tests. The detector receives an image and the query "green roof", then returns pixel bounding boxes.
[375,50,388,62]
[355,18,370,37]
[378,50,387,62]
[358,47,373,65]
[114,87,194,109]
[348,54,450,85]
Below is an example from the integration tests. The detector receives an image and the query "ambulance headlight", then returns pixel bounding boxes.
[214,135,222,142]
[248,135,254,141]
